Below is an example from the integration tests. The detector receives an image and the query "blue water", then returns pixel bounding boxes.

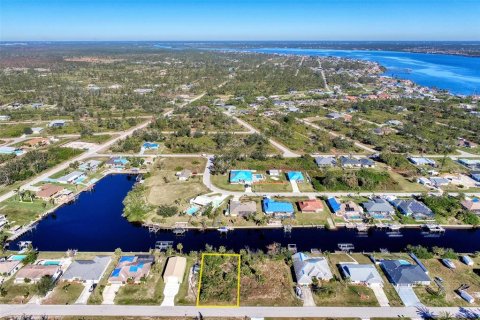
[11,174,480,253]
[240,48,480,95]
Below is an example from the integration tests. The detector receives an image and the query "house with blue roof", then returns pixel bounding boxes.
[390,199,434,220]
[262,198,294,219]
[286,171,305,182]
[229,170,253,184]
[106,157,129,169]
[326,197,341,213]
[108,255,154,284]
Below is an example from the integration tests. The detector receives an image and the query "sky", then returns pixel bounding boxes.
[1,0,479,41]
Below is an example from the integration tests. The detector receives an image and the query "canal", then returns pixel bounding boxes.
[10,174,480,253]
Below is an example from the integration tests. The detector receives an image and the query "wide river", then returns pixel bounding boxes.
[11,174,480,253]
[233,48,480,95]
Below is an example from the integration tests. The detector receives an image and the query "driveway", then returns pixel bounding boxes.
[290,180,300,193]
[395,286,422,307]
[102,284,121,305]
[370,284,389,307]
[302,286,315,307]
[75,282,92,304]
[161,281,180,306]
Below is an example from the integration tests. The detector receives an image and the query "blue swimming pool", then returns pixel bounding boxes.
[9,255,27,261]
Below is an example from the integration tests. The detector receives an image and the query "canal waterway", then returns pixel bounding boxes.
[11,174,480,253]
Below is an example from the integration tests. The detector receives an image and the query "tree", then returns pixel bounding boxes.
[176,243,183,254]
[35,275,54,296]
[23,127,33,135]
[157,205,178,217]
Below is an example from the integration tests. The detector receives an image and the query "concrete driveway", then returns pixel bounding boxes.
[102,284,121,305]
[75,282,93,305]
[395,286,422,307]
[302,286,315,306]
[370,284,389,307]
[161,281,180,306]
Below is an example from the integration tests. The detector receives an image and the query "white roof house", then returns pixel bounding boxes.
[339,264,384,285]
[292,252,333,285]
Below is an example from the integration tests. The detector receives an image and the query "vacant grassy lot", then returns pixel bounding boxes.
[0,278,35,304]
[42,281,84,305]
[0,197,54,227]
[210,174,245,191]
[0,124,31,137]
[312,280,379,307]
[240,258,299,306]
[414,257,480,307]
[198,254,240,307]
[115,256,166,305]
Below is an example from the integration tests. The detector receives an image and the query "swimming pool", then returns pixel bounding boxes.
[186,206,199,215]
[9,255,27,261]
[41,260,62,266]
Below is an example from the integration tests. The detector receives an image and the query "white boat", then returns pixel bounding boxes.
[442,258,456,269]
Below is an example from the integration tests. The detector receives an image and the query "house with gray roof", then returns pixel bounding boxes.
[390,199,434,220]
[362,198,395,220]
[315,156,336,168]
[339,264,383,285]
[228,200,257,218]
[339,156,375,168]
[380,260,430,287]
[292,252,333,285]
[62,256,111,283]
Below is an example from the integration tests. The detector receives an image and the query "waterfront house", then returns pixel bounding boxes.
[472,173,480,182]
[36,184,65,201]
[15,265,61,284]
[190,195,225,208]
[56,171,86,184]
[459,159,480,170]
[0,260,22,277]
[229,170,253,184]
[380,260,430,287]
[108,255,154,284]
[362,198,395,219]
[62,256,111,283]
[390,199,434,220]
[298,199,324,213]
[48,120,66,128]
[176,169,192,181]
[24,137,50,148]
[78,160,102,172]
[327,197,364,221]
[262,198,294,219]
[163,256,186,285]
[106,157,129,169]
[408,157,436,167]
[286,171,305,182]
[292,252,333,285]
[228,200,257,218]
[339,264,383,286]
[461,197,480,213]
[315,156,336,168]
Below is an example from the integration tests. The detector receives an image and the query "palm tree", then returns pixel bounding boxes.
[176,243,183,254]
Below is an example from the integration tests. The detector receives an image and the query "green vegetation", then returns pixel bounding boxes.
[122,184,152,222]
[422,195,478,225]
[312,169,400,191]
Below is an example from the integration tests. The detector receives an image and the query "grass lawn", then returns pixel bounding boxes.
[114,256,166,305]
[293,208,330,226]
[1,197,54,227]
[252,181,292,192]
[156,157,206,173]
[0,124,31,138]
[240,258,300,306]
[175,257,196,305]
[42,281,84,305]
[210,174,245,191]
[414,257,480,307]
[77,134,113,144]
[0,278,35,304]
[312,281,379,307]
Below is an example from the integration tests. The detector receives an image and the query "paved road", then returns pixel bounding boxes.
[1,304,479,318]
[0,118,153,203]
[227,113,301,158]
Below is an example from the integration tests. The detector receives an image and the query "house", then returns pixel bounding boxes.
[339,264,383,285]
[163,256,186,285]
[315,156,336,168]
[0,215,8,229]
[262,198,294,219]
[380,260,430,287]
[298,199,324,213]
[228,200,257,217]
[36,184,65,201]
[459,159,480,170]
[229,170,253,184]
[472,173,480,182]
[457,138,477,149]
[362,198,395,219]
[15,265,60,284]
[31,127,44,134]
[327,197,364,220]
[176,169,192,181]
[461,197,480,213]
[24,137,50,148]
[56,171,86,184]
[268,169,281,176]
[106,157,129,169]
[62,256,111,283]
[373,127,394,135]
[428,177,450,188]
[48,120,66,128]
[339,156,375,168]
[408,157,436,167]
[0,115,11,121]
[326,112,343,120]
[385,120,403,126]
[78,160,102,172]
[390,199,434,220]
[190,195,225,208]
[286,171,305,182]
[0,260,22,277]
[108,255,154,284]
[292,252,333,285]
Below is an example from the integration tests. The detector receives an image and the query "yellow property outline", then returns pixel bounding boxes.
[196,253,241,308]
